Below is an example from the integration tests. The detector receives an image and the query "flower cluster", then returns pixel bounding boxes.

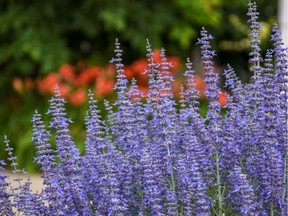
[12,62,116,106]
[1,2,287,215]
[12,48,227,107]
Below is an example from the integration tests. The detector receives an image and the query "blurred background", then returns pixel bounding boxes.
[0,0,278,172]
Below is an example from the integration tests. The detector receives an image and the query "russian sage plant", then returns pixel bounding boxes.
[1,2,287,215]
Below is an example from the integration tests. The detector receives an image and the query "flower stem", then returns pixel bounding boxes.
[283,152,288,203]
[215,149,223,216]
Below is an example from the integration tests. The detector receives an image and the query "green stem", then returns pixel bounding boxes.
[270,202,274,216]
[163,128,176,191]
[215,149,223,216]
[283,152,288,203]
[163,128,178,216]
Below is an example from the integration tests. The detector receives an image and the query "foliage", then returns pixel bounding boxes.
[1,2,287,214]
[214,0,277,81]
[0,0,277,79]
[0,0,221,77]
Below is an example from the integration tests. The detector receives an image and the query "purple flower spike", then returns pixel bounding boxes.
[228,165,262,215]
[247,1,263,67]
[197,27,219,101]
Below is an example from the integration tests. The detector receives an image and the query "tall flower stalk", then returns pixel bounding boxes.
[197,27,223,215]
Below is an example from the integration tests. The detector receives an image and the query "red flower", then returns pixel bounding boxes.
[172,80,181,98]
[131,59,147,75]
[69,88,87,106]
[153,49,162,63]
[59,64,75,83]
[169,56,181,73]
[12,77,23,93]
[58,83,71,98]
[123,66,134,80]
[37,73,60,94]
[76,66,101,87]
[186,75,206,98]
[138,86,149,97]
[94,77,114,99]
[217,90,227,107]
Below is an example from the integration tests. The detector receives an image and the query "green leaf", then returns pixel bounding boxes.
[170,23,196,49]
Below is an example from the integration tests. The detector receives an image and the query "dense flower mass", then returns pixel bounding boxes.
[11,42,228,107]
[1,2,287,215]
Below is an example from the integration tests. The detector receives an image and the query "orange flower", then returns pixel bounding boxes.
[58,83,71,98]
[151,49,180,72]
[129,60,148,86]
[37,73,60,94]
[123,66,134,80]
[94,77,115,98]
[131,59,147,75]
[172,80,181,98]
[194,75,206,91]
[186,75,206,98]
[217,90,227,107]
[77,66,101,87]
[59,64,75,83]
[104,64,116,79]
[69,88,87,106]
[135,73,148,87]
[12,77,23,93]
[169,56,181,73]
[153,49,162,63]
[138,86,149,97]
